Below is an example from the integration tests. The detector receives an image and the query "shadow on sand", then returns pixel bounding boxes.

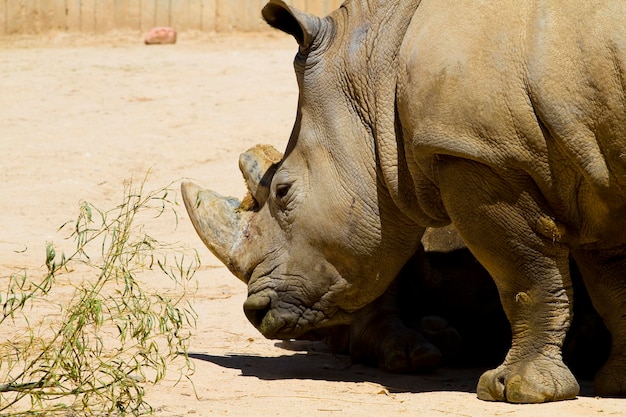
[190,340,483,395]
[188,340,596,397]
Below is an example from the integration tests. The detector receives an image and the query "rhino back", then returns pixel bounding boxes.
[525,1,626,242]
[397,0,626,243]
[526,1,626,194]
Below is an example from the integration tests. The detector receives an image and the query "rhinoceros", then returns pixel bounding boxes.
[182,0,626,403]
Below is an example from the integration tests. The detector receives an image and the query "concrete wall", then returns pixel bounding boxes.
[0,0,345,34]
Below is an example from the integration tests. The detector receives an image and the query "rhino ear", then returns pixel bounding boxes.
[262,0,321,50]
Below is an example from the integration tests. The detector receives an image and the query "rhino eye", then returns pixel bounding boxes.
[275,183,291,200]
[272,170,294,208]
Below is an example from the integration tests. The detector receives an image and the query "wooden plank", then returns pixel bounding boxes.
[6,0,23,34]
[33,0,67,32]
[322,0,336,15]
[115,0,140,29]
[0,0,322,34]
[155,0,170,26]
[186,0,203,31]
[80,0,96,32]
[250,0,265,31]
[201,0,216,31]
[114,0,127,28]
[22,0,37,33]
[0,0,6,34]
[126,0,141,30]
[97,0,115,33]
[44,0,55,31]
[215,0,233,32]
[66,0,82,31]
[328,0,343,12]
[305,0,326,17]
[287,0,306,12]
[170,0,188,31]
[230,0,264,31]
[140,0,156,32]
[52,0,68,30]
[5,0,20,33]
[238,0,254,31]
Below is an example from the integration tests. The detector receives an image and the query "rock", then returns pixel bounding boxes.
[144,27,177,45]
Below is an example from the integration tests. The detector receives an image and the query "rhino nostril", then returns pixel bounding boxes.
[243,295,272,328]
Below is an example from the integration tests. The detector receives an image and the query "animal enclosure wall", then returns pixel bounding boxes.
[0,0,344,35]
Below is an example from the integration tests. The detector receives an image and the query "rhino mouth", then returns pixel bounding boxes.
[243,289,321,339]
[243,271,355,340]
[243,291,284,338]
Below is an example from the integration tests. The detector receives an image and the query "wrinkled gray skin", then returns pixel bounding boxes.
[182,0,626,403]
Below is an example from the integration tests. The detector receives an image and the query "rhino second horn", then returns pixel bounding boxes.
[181,181,248,282]
[238,144,283,207]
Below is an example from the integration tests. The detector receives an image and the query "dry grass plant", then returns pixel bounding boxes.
[0,176,200,416]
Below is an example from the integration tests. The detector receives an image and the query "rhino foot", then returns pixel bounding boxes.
[350,315,442,373]
[594,357,626,397]
[476,356,579,403]
[377,325,442,373]
[418,315,463,362]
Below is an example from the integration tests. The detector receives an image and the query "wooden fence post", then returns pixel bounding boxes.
[154,0,169,26]
[0,0,5,35]
[140,0,155,32]
[6,0,24,34]
[66,0,81,31]
[201,0,216,31]
[95,0,115,33]
[0,0,347,35]
[80,0,96,32]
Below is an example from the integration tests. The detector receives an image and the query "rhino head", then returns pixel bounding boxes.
[182,0,424,340]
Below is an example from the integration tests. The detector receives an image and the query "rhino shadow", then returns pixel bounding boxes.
[187,348,597,396]
[188,350,481,394]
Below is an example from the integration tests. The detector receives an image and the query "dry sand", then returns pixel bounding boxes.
[0,31,624,416]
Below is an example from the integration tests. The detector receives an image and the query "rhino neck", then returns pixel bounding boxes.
[371,1,423,221]
[339,0,424,221]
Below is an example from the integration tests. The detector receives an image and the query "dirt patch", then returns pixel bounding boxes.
[0,32,623,416]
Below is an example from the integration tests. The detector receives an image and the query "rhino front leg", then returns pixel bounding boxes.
[438,159,579,403]
[572,249,626,397]
[322,246,465,372]
[347,279,447,372]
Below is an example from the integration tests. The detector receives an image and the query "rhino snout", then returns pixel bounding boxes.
[243,293,272,328]
[243,292,288,338]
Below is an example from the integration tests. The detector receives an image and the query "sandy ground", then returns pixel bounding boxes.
[0,31,624,416]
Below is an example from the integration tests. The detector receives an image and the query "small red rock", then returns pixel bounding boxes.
[144,27,177,45]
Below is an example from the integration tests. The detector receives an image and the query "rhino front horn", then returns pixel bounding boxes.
[181,181,249,282]
[238,144,283,207]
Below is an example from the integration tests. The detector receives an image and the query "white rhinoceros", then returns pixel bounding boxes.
[181,0,626,403]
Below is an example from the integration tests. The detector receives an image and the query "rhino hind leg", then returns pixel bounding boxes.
[343,228,501,373]
[572,249,626,397]
[346,280,451,373]
[349,311,446,373]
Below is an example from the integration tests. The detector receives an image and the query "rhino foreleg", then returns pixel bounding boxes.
[439,160,579,403]
[347,279,443,373]
[321,273,464,373]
